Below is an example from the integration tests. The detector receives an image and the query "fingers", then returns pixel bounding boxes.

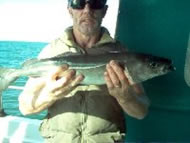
[55,71,84,90]
[105,60,129,88]
[48,65,69,81]
[44,66,84,98]
[104,71,114,88]
[49,69,76,91]
[106,62,120,86]
[54,74,84,97]
[70,74,84,87]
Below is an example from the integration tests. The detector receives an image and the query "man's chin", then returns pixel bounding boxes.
[80,25,97,35]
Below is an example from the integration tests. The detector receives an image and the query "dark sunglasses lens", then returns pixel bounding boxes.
[70,0,85,9]
[70,0,106,10]
[90,0,106,9]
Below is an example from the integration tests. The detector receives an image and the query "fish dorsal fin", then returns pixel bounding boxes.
[22,58,39,67]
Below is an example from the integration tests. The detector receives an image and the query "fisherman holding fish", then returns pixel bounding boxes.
[18,0,150,142]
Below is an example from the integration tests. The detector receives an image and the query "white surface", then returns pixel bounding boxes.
[0,115,44,143]
[0,0,119,42]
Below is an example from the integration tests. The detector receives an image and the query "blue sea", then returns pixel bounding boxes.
[0,41,48,119]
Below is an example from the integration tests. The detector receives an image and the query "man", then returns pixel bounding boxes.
[19,0,150,142]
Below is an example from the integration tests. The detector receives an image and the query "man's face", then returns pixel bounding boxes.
[68,1,107,36]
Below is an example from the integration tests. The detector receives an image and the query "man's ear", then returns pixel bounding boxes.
[67,7,73,17]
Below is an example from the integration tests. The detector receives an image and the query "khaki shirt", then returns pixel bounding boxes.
[39,27,126,143]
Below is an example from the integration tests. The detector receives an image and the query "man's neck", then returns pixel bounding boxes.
[73,28,101,49]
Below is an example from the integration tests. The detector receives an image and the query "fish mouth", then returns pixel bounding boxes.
[169,65,176,71]
[168,60,176,71]
[163,59,176,72]
[164,64,176,72]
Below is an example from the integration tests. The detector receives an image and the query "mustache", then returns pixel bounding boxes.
[81,14,96,20]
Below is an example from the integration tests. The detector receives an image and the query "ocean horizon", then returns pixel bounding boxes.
[0,40,48,119]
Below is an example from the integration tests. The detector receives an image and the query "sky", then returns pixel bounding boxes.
[0,0,119,42]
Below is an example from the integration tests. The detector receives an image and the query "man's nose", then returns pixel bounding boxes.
[83,3,91,12]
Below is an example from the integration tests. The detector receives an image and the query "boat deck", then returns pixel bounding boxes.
[0,115,44,143]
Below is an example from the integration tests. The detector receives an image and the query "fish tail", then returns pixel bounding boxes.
[0,67,19,92]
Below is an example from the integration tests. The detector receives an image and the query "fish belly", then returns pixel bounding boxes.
[76,66,106,85]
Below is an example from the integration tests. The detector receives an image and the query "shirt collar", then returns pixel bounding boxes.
[60,26,116,48]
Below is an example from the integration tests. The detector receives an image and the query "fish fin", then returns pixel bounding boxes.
[0,67,19,92]
[22,59,39,67]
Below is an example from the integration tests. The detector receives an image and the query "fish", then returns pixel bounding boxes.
[184,34,190,87]
[0,51,175,92]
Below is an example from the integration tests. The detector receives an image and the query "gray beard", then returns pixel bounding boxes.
[79,24,98,36]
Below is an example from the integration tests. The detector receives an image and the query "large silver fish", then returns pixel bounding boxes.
[0,51,175,92]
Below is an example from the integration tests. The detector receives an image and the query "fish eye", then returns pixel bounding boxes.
[149,62,158,68]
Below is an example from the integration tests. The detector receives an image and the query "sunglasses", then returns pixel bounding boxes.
[69,0,107,10]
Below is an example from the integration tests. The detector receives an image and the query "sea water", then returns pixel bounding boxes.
[0,41,48,119]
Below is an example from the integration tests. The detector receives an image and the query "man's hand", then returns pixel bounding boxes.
[19,65,84,115]
[104,60,132,101]
[36,65,84,101]
[104,60,149,119]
